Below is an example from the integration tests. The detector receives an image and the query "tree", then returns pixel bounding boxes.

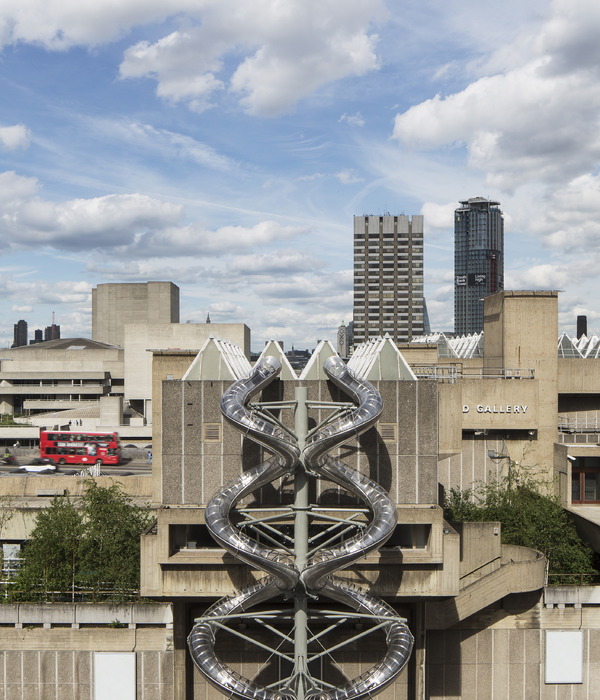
[14,495,82,596]
[14,480,152,600]
[444,466,598,581]
[78,480,153,592]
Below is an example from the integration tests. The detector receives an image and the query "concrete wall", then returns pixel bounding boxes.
[484,291,559,481]
[0,603,174,699]
[124,322,250,410]
[160,377,438,507]
[558,357,600,393]
[92,281,179,348]
[427,592,600,700]
[438,432,537,495]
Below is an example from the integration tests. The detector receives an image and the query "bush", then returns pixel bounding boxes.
[444,466,598,581]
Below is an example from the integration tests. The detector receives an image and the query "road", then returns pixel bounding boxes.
[0,457,152,477]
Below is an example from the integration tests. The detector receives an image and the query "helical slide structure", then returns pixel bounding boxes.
[188,356,414,700]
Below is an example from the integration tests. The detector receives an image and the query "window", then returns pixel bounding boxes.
[571,457,600,503]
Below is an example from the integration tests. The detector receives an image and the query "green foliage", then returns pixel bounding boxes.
[444,466,598,580]
[13,480,152,600]
[13,495,82,596]
[77,480,152,591]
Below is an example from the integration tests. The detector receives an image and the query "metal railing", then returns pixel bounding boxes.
[412,365,535,383]
[546,572,600,586]
[558,416,600,433]
[0,584,142,603]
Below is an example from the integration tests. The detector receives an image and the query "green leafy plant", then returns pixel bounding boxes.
[12,480,152,600]
[444,464,598,583]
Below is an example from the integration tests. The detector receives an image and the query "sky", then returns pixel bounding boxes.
[0,0,599,351]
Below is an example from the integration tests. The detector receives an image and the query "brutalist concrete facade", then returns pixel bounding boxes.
[140,364,554,700]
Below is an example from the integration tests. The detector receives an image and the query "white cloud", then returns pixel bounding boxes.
[421,201,455,232]
[0,170,39,203]
[0,172,183,252]
[506,263,572,290]
[339,112,365,127]
[104,121,238,171]
[0,1,383,115]
[0,124,30,150]
[227,250,322,277]
[0,277,91,310]
[336,169,363,185]
[393,1,600,191]
[119,0,383,115]
[0,0,200,49]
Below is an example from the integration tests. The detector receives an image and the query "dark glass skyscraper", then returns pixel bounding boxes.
[454,197,504,335]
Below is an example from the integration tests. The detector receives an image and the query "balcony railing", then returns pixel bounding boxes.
[412,366,535,383]
[558,417,600,433]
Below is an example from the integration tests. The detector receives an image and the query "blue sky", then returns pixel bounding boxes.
[0,0,598,350]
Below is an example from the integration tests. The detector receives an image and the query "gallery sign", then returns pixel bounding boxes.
[462,404,528,414]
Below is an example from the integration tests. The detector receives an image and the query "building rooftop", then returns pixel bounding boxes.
[2,337,121,352]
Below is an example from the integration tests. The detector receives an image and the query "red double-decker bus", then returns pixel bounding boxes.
[40,431,120,466]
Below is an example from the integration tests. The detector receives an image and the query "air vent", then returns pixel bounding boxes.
[203,423,222,443]
[379,423,397,442]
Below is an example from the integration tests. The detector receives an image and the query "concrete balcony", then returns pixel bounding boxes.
[23,398,102,410]
[0,603,172,629]
[0,384,108,396]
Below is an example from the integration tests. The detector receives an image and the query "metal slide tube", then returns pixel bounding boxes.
[188,355,413,700]
[301,357,413,698]
[188,578,295,700]
[189,359,301,699]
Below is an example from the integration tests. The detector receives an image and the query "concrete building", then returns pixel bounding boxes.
[353,215,426,346]
[3,290,600,698]
[92,281,179,348]
[0,279,250,445]
[123,321,250,419]
[137,289,600,699]
[0,338,125,442]
[12,320,27,348]
[454,197,504,335]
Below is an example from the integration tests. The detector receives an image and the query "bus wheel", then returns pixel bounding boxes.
[59,458,66,465]
[95,460,103,467]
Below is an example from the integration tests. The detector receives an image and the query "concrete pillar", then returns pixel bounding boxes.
[413,602,427,700]
[173,601,188,700]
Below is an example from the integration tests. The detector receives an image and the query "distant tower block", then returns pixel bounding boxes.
[454,197,504,335]
[353,215,425,345]
[337,321,349,358]
[13,320,28,348]
[92,282,179,348]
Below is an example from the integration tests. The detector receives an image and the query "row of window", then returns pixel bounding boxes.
[44,433,115,442]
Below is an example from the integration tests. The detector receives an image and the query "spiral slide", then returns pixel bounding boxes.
[188,356,413,699]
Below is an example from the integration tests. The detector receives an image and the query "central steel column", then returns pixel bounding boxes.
[294,386,309,699]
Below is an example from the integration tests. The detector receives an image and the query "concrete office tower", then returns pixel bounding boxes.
[353,214,425,345]
[12,320,27,348]
[92,282,179,347]
[454,197,504,335]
